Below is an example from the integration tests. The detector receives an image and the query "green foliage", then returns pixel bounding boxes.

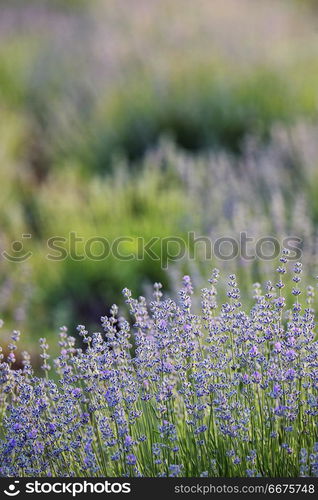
[79,60,318,170]
[1,0,318,350]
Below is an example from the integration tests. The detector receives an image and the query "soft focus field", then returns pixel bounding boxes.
[0,0,318,477]
[1,0,318,352]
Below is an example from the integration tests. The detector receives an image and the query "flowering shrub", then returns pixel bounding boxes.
[0,254,317,477]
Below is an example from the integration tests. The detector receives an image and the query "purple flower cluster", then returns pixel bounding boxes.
[0,256,317,477]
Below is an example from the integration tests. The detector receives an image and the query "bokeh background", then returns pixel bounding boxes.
[1,0,318,361]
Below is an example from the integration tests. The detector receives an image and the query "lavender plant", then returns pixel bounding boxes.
[0,254,317,477]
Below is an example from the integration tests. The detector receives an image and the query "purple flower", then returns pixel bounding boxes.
[249,345,258,357]
[7,439,16,452]
[7,352,15,364]
[242,374,250,385]
[27,429,37,440]
[285,368,296,381]
[126,454,137,466]
[12,423,22,433]
[169,464,183,477]
[100,370,112,380]
[72,388,81,398]
[272,384,281,398]
[252,371,261,384]
[105,388,119,407]
[284,349,297,361]
[124,435,133,448]
[47,423,56,434]
[158,320,167,330]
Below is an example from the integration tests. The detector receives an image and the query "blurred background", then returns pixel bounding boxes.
[1,0,318,362]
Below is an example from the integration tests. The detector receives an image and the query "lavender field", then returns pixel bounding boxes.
[1,258,318,477]
[0,0,318,478]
